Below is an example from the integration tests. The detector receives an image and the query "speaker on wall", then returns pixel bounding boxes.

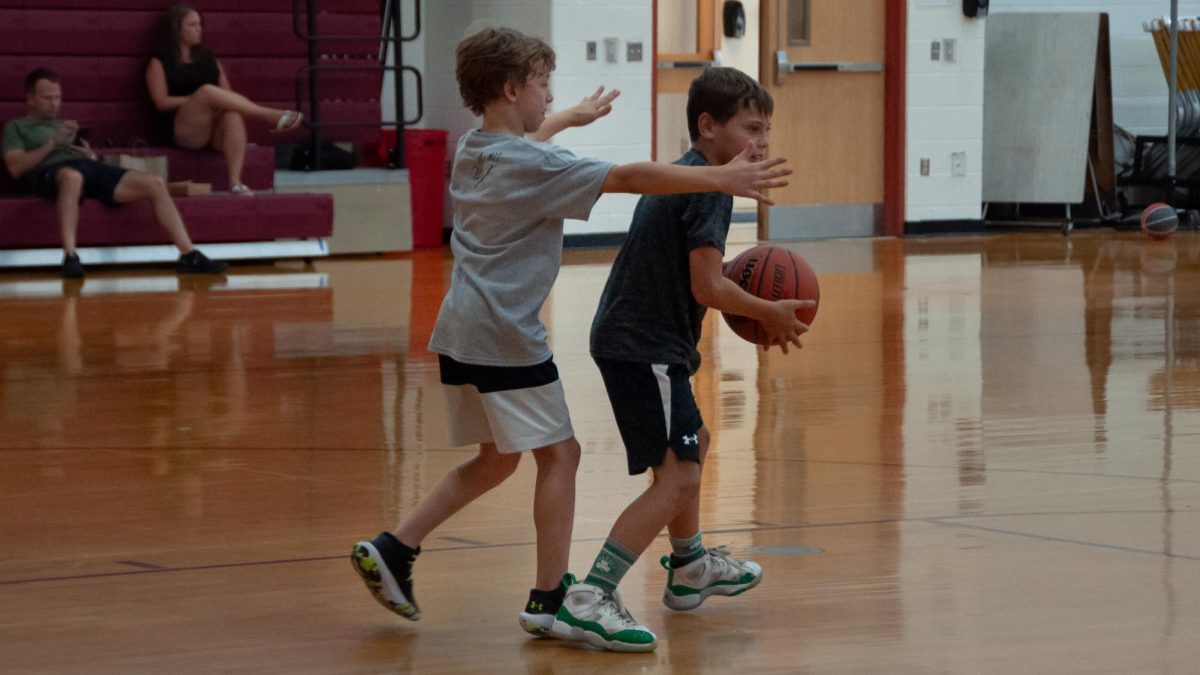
[964,0,988,18]
[723,1,746,39]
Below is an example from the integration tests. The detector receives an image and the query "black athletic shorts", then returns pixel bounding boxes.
[26,159,128,207]
[594,357,703,475]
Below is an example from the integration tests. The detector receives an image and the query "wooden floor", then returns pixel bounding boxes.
[1,230,1199,673]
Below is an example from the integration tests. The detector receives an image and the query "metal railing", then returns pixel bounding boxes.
[291,0,423,169]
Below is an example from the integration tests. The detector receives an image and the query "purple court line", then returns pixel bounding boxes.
[2,510,1194,587]
[115,560,169,570]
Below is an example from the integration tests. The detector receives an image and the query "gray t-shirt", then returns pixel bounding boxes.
[590,149,731,374]
[427,130,614,367]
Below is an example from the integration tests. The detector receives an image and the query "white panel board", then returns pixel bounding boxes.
[983,13,1100,203]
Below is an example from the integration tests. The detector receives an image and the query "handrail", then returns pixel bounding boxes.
[289,0,421,170]
[293,63,423,127]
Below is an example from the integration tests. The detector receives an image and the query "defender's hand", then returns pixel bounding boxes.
[720,142,791,204]
[568,86,620,127]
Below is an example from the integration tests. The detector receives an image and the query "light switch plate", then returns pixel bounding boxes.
[627,41,643,62]
[586,41,597,61]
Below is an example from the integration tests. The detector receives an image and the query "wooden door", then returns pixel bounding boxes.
[758,0,887,239]
[655,0,718,163]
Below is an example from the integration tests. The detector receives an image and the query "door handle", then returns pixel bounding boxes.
[657,59,719,70]
[775,51,882,84]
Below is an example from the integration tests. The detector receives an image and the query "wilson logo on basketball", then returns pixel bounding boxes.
[736,259,757,291]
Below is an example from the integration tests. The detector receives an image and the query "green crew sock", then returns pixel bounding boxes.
[583,538,637,591]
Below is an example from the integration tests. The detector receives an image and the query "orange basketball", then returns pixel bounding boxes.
[721,244,819,345]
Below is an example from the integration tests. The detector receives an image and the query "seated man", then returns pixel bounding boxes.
[2,68,227,278]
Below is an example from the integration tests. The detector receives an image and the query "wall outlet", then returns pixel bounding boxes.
[951,151,967,177]
[627,41,643,62]
[943,38,957,63]
[930,41,940,61]
[920,158,931,176]
[604,37,619,63]
[586,41,597,61]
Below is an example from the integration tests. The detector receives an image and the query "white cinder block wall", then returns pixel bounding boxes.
[906,1,987,223]
[551,0,653,236]
[907,0,1200,224]
[389,0,651,237]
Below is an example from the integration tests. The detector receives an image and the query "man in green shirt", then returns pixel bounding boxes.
[2,67,227,278]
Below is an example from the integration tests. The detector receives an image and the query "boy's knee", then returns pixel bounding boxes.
[656,457,702,501]
[534,437,581,471]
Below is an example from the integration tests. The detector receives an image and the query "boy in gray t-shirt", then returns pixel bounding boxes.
[351,29,791,644]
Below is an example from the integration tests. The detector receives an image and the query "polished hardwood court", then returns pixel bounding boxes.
[1,230,1198,673]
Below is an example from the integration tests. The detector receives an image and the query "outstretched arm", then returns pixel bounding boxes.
[528,86,620,142]
[689,246,812,353]
[601,143,791,204]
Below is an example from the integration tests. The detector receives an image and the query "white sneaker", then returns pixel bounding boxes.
[661,546,762,611]
[550,583,657,652]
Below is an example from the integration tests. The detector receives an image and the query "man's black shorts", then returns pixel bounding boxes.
[594,357,703,475]
[26,159,128,206]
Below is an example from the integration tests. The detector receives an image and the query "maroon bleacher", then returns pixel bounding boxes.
[0,193,332,248]
[0,1,386,261]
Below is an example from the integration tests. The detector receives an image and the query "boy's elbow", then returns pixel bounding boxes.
[601,168,628,194]
[691,278,717,308]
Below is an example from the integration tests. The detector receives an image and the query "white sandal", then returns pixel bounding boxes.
[273,111,303,132]
[230,183,253,196]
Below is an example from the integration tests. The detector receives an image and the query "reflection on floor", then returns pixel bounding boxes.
[1,231,1197,673]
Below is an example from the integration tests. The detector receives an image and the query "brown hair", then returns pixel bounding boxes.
[455,27,556,115]
[686,67,773,141]
[24,67,59,94]
[153,3,214,66]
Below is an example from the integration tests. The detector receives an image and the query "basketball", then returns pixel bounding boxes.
[721,244,819,345]
[1140,203,1179,240]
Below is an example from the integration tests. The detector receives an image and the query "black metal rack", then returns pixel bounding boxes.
[291,0,423,170]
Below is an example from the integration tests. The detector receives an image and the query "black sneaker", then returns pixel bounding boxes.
[351,532,421,620]
[62,253,85,279]
[519,572,575,636]
[177,250,228,275]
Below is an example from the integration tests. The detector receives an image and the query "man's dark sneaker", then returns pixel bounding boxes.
[519,572,575,636]
[62,253,85,279]
[177,250,228,275]
[351,532,421,620]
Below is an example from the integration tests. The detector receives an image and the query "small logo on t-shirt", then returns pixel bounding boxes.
[469,151,501,186]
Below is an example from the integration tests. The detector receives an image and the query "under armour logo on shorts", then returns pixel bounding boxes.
[681,434,699,445]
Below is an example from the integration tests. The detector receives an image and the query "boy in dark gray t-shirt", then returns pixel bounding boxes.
[554,68,814,653]
[350,30,792,646]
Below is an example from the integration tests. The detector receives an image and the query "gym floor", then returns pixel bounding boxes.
[1,229,1197,673]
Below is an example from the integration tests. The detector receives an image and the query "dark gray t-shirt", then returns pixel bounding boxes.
[590,149,731,373]
[428,130,614,367]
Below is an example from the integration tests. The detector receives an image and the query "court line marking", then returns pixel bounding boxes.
[3,508,1196,587]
